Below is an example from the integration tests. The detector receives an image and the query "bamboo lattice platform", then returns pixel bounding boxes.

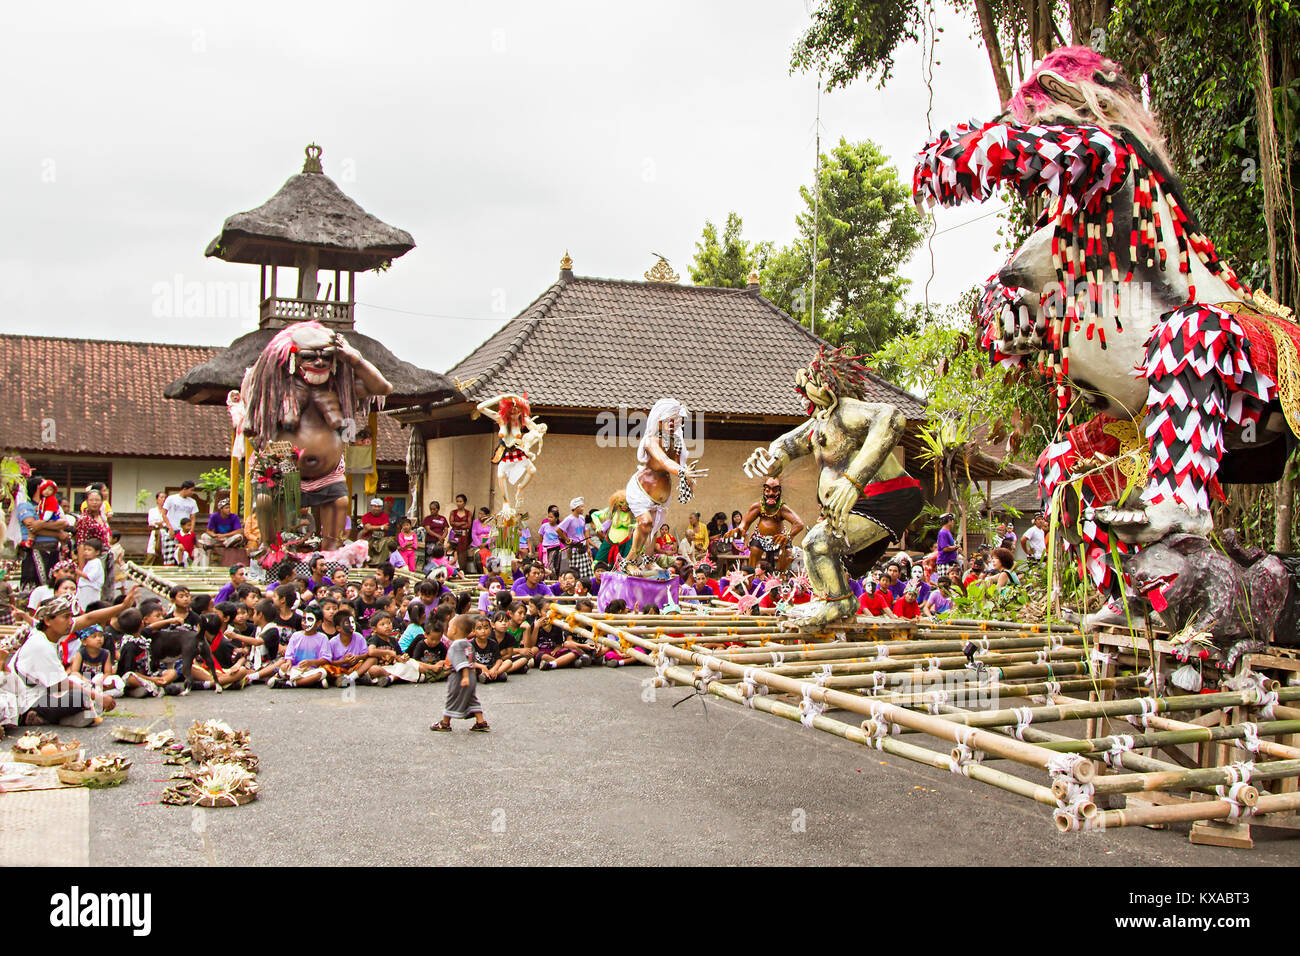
[553,607,1300,845]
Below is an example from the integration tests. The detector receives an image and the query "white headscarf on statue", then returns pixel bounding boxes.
[638,398,689,469]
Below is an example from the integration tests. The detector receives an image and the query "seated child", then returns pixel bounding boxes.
[858,578,892,617]
[0,581,31,627]
[189,610,253,689]
[68,625,125,697]
[490,611,530,677]
[409,615,451,683]
[173,517,197,567]
[355,612,405,686]
[247,597,287,681]
[891,587,922,620]
[468,615,507,682]
[323,607,370,687]
[115,608,181,697]
[530,601,584,670]
[267,605,330,688]
[398,602,427,653]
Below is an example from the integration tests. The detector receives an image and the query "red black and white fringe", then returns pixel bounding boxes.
[1140,304,1274,512]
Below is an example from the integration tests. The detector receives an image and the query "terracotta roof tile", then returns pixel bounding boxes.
[2,334,407,462]
[447,276,927,419]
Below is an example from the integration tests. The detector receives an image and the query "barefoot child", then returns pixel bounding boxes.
[67,626,125,697]
[468,615,508,683]
[531,601,583,670]
[356,612,402,686]
[431,613,489,732]
[248,598,286,681]
[323,607,369,687]
[115,608,181,697]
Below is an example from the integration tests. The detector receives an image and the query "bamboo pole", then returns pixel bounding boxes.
[568,612,1095,782]
[937,686,1300,730]
[563,619,1061,808]
[1029,721,1300,757]
[559,608,1300,832]
[1093,790,1300,831]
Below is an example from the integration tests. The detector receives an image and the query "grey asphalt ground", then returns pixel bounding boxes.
[69,667,1299,866]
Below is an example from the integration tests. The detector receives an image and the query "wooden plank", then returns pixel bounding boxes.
[1156,743,1201,769]
[1189,820,1254,849]
[1243,652,1300,673]
[1190,709,1225,728]
[1127,791,1192,807]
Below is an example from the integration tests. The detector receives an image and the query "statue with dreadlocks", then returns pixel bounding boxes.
[239,320,392,550]
[744,347,922,630]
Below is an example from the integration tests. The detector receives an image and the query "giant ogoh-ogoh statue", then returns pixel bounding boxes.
[913,45,1300,653]
[745,346,922,631]
[238,320,392,550]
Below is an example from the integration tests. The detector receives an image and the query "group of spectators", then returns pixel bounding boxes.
[856,511,1050,619]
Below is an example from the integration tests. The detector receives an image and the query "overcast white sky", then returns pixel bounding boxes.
[1,1,1006,373]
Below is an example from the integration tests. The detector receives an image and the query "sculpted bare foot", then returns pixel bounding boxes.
[780,597,855,632]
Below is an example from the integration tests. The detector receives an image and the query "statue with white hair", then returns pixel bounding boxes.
[624,398,707,571]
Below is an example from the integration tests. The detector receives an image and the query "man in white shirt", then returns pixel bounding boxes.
[161,481,199,566]
[1020,513,1048,561]
[14,589,137,725]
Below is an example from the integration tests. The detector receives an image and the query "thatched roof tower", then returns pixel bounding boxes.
[166,144,457,411]
[203,143,414,276]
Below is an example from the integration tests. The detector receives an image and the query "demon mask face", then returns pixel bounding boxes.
[762,477,782,507]
[287,324,338,387]
[795,346,871,414]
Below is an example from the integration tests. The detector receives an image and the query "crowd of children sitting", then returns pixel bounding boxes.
[1,508,1039,735]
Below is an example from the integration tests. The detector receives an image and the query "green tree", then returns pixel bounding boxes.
[760,138,926,356]
[689,212,772,288]
[873,295,1055,551]
[791,1,1112,102]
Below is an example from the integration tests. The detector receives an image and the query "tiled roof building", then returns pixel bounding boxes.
[446,272,927,420]
[3,333,408,462]
[402,258,970,533]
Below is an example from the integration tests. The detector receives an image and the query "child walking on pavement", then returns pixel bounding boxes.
[430,613,489,732]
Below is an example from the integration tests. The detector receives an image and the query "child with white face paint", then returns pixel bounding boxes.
[909,564,932,604]
[267,606,329,688]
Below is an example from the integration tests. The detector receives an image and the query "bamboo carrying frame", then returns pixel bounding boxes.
[554,604,1300,846]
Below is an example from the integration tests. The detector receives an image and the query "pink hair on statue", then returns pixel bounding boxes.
[1004,45,1167,163]
[1006,46,1115,120]
[265,320,330,366]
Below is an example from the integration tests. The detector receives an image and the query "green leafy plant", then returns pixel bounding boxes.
[196,468,235,509]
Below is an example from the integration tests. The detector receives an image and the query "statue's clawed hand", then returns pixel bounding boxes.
[744,446,784,479]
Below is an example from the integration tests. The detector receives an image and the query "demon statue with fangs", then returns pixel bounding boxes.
[745,347,923,631]
[238,321,392,551]
[914,45,1300,658]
